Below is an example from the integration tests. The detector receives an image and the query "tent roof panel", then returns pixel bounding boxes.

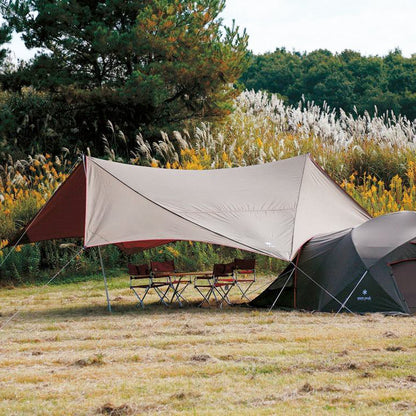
[352,211,416,267]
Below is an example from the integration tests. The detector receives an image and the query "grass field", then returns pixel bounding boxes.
[1,274,416,415]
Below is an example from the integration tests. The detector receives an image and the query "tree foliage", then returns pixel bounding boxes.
[1,0,248,153]
[0,21,11,67]
[241,48,416,120]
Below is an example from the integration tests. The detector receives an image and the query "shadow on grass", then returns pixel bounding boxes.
[11,299,253,321]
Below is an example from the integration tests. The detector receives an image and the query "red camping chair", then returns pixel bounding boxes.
[128,263,171,308]
[150,260,191,306]
[233,258,256,301]
[194,263,235,307]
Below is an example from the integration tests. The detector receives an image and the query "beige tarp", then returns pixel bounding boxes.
[85,154,370,260]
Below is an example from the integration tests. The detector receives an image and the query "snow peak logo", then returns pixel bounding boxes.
[357,289,372,301]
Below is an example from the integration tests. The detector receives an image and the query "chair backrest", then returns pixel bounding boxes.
[127,263,138,275]
[151,260,175,274]
[137,263,151,275]
[213,262,234,277]
[234,258,255,271]
[223,262,235,274]
[128,263,150,276]
[212,263,225,277]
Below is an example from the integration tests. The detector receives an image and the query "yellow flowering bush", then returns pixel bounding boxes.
[0,155,68,237]
[0,154,71,274]
[341,163,416,217]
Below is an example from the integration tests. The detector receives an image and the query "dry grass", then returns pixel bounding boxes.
[1,275,416,415]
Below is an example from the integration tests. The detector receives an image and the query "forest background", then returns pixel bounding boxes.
[0,0,416,282]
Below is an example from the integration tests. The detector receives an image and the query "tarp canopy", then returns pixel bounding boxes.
[251,211,416,314]
[14,154,370,261]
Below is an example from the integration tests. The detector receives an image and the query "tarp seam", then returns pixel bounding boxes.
[160,208,295,214]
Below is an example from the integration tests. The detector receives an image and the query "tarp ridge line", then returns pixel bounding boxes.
[166,208,295,214]
[87,158,285,259]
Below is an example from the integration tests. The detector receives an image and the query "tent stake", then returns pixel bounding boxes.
[335,270,368,316]
[268,268,295,312]
[98,247,112,313]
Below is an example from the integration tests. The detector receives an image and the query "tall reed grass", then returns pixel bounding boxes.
[2,90,416,280]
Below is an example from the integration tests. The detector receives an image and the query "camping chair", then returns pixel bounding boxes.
[215,261,236,299]
[233,258,256,301]
[150,260,191,306]
[194,263,235,307]
[128,263,171,308]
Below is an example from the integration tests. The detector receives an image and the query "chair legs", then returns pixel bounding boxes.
[154,285,171,306]
[194,285,214,306]
[131,286,150,309]
[130,285,171,308]
[130,272,255,308]
[195,283,233,307]
[214,284,233,307]
[170,283,191,306]
[235,280,255,301]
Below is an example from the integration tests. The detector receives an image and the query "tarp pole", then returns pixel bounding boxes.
[268,268,295,312]
[335,270,368,316]
[290,261,355,314]
[293,253,300,309]
[98,246,112,313]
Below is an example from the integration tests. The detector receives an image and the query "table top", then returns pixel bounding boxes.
[131,271,212,278]
[168,271,212,277]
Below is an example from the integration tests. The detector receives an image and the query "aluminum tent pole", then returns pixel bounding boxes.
[290,261,355,314]
[98,246,112,313]
[335,270,368,316]
[268,268,295,313]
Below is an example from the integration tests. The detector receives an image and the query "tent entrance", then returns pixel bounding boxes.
[391,259,416,313]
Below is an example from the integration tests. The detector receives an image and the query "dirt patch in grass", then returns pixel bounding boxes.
[383,331,398,338]
[190,353,212,362]
[170,391,201,401]
[393,401,416,411]
[385,345,406,351]
[74,353,105,367]
[97,403,134,416]
[298,382,313,393]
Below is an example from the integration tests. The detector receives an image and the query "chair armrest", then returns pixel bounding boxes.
[130,274,152,279]
[194,274,214,286]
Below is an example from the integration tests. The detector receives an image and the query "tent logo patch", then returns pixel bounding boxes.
[357,289,372,301]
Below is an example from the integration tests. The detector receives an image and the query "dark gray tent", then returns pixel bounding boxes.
[251,211,416,314]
